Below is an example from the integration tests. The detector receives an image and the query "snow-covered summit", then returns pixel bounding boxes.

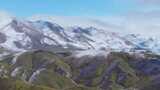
[0,15,160,55]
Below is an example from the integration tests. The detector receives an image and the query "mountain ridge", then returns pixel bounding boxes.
[0,16,160,55]
[0,15,160,90]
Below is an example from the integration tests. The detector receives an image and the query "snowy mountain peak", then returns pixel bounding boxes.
[0,15,160,55]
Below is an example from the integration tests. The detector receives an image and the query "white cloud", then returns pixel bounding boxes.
[28,15,124,33]
[0,10,13,28]
[83,11,160,37]
[137,0,160,4]
[0,10,160,38]
[120,11,160,37]
[28,12,160,37]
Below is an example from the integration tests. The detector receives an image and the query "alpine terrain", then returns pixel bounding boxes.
[0,15,160,90]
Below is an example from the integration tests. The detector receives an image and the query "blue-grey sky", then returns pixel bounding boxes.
[0,0,160,37]
[0,0,160,17]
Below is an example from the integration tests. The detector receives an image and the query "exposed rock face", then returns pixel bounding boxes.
[0,33,6,43]
[1,16,160,90]
[1,17,160,54]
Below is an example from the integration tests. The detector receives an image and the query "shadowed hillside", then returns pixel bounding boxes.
[0,50,159,90]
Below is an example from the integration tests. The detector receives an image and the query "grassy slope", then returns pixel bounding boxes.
[0,50,159,90]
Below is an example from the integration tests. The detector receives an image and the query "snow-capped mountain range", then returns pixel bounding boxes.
[1,14,160,90]
[0,15,160,54]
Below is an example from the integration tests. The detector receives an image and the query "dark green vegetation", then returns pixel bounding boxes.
[0,77,54,90]
[0,50,160,90]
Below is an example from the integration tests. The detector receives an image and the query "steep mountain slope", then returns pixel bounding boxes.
[0,50,160,90]
[0,16,160,55]
[0,15,160,90]
[0,18,134,52]
[125,34,160,53]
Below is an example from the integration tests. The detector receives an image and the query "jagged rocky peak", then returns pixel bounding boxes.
[0,15,160,55]
[35,20,63,30]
